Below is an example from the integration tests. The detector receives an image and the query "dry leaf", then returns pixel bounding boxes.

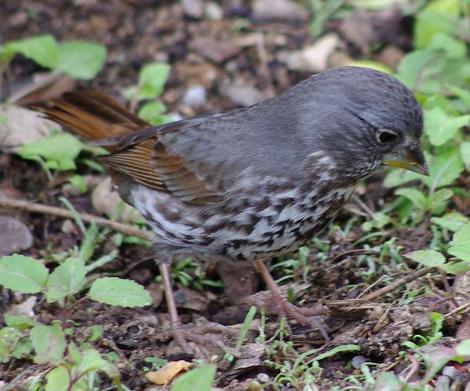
[146,360,192,385]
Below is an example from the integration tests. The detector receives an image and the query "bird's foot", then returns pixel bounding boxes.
[272,294,330,341]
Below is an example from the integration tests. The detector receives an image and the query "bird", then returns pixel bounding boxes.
[32,66,427,352]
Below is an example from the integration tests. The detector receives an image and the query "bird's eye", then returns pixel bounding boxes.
[376,129,399,144]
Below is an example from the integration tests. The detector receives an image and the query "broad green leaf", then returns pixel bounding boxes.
[0,255,49,293]
[17,133,85,171]
[6,34,59,69]
[374,372,403,390]
[405,250,446,267]
[455,339,470,357]
[396,50,445,93]
[442,261,469,274]
[395,188,428,210]
[426,149,464,189]
[421,345,457,383]
[450,224,470,245]
[78,348,120,378]
[137,63,171,100]
[88,277,152,307]
[448,224,470,261]
[428,188,453,210]
[138,101,169,125]
[55,41,106,80]
[461,142,470,170]
[413,0,459,49]
[430,34,466,59]
[0,327,21,363]
[431,212,469,232]
[171,364,216,391]
[4,314,36,330]
[46,258,86,303]
[45,366,70,391]
[424,107,470,146]
[30,323,66,365]
[383,169,422,188]
[447,85,470,108]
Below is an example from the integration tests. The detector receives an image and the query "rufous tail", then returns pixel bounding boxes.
[31,90,148,152]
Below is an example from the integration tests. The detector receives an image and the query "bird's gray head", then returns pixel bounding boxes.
[284,66,427,180]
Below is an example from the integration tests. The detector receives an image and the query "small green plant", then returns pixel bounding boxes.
[0,34,106,81]
[0,319,121,389]
[123,62,172,125]
[405,223,470,274]
[384,0,469,223]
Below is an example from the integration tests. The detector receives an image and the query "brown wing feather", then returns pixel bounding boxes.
[31,90,223,205]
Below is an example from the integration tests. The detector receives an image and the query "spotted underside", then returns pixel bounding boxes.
[130,154,362,261]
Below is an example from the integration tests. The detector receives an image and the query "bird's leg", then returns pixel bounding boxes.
[159,262,230,353]
[254,259,329,339]
[158,263,193,354]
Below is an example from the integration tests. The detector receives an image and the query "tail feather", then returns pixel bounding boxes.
[30,90,148,150]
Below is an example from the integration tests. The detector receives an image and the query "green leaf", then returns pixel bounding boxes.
[396,50,444,93]
[428,188,453,210]
[424,107,470,146]
[374,372,403,390]
[421,345,457,384]
[137,63,171,100]
[6,34,59,69]
[383,169,422,188]
[0,327,21,363]
[88,277,152,307]
[450,224,470,246]
[430,34,466,59]
[78,348,120,378]
[4,314,36,330]
[395,188,428,210]
[442,261,469,275]
[432,212,469,232]
[455,339,470,357]
[311,344,362,362]
[55,41,106,80]
[45,366,70,391]
[138,101,169,125]
[405,250,446,267]
[17,133,85,171]
[68,175,87,193]
[46,258,86,303]
[426,149,464,189]
[30,323,66,365]
[0,255,49,293]
[448,224,470,262]
[171,364,216,391]
[413,0,459,49]
[236,306,256,350]
[461,142,470,170]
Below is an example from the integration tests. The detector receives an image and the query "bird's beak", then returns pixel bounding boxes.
[383,146,429,176]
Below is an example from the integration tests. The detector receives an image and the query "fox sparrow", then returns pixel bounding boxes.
[34,66,427,352]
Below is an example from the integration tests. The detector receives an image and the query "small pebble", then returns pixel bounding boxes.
[182,85,207,108]
[351,355,368,369]
[205,2,223,20]
[257,373,270,383]
[442,365,457,378]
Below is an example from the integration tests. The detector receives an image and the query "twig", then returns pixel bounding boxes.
[0,197,153,241]
[362,267,434,301]
[444,301,470,320]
